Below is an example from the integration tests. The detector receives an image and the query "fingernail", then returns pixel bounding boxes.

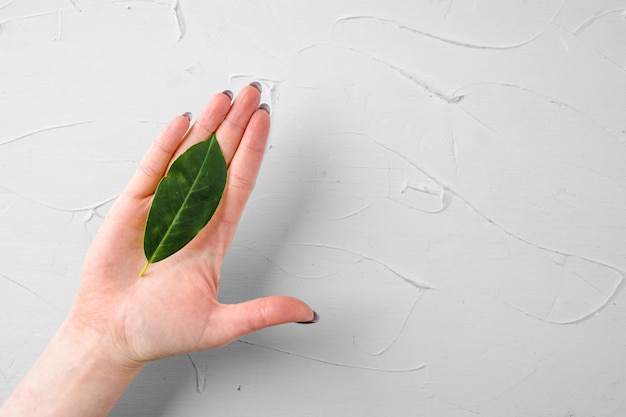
[258,103,271,115]
[249,81,262,93]
[182,112,192,121]
[297,311,319,324]
[222,89,233,100]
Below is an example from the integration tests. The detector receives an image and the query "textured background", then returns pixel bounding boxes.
[1,1,626,416]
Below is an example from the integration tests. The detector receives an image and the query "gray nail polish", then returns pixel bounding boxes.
[222,90,234,100]
[258,103,271,115]
[249,81,262,93]
[182,112,192,121]
[297,311,319,324]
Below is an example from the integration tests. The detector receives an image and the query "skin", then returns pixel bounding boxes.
[0,85,316,417]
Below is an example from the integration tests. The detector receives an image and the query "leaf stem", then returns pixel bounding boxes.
[139,261,149,277]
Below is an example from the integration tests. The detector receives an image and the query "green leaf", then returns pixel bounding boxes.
[140,133,226,276]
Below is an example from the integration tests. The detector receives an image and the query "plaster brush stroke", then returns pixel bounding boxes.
[0,120,141,211]
[170,0,184,41]
[451,82,626,191]
[400,182,451,214]
[569,9,626,71]
[56,8,62,40]
[365,293,423,357]
[67,0,80,11]
[295,243,435,291]
[535,256,620,323]
[297,43,463,104]
[370,137,624,325]
[186,354,207,394]
[0,0,15,10]
[453,82,625,143]
[0,9,60,37]
[0,185,118,215]
[302,46,623,324]
[0,195,15,219]
[232,244,334,280]
[449,81,626,271]
[294,245,430,356]
[0,272,52,306]
[459,195,625,325]
[333,15,543,50]
[236,340,426,373]
[572,8,626,35]
[0,121,94,146]
[232,243,432,358]
[318,11,625,134]
[332,132,451,215]
[0,1,67,18]
[333,1,567,49]
[549,7,626,74]
[326,201,375,221]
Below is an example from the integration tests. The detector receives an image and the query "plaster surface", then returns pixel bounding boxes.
[1,1,625,416]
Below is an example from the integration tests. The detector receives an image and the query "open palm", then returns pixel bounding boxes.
[72,85,315,365]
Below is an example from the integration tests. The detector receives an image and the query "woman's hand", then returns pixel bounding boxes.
[0,85,316,417]
[73,84,316,364]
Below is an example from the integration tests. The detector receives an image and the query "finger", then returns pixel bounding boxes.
[228,107,270,193]
[124,114,191,201]
[212,108,270,234]
[209,296,317,346]
[215,83,262,166]
[171,91,233,162]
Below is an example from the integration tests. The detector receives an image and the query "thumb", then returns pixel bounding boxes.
[212,296,318,345]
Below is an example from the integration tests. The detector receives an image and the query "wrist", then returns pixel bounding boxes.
[0,313,144,417]
[61,310,146,375]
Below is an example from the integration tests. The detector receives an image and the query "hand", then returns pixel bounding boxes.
[0,85,318,417]
[71,84,316,364]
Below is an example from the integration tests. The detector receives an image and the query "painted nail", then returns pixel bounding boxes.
[222,89,234,100]
[258,103,271,115]
[182,112,192,121]
[249,81,262,93]
[297,311,319,324]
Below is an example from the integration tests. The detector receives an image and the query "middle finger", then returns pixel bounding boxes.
[215,82,262,166]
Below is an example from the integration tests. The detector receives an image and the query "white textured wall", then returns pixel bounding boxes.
[2,1,626,416]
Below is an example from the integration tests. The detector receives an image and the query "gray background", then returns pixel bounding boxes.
[1,0,625,416]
